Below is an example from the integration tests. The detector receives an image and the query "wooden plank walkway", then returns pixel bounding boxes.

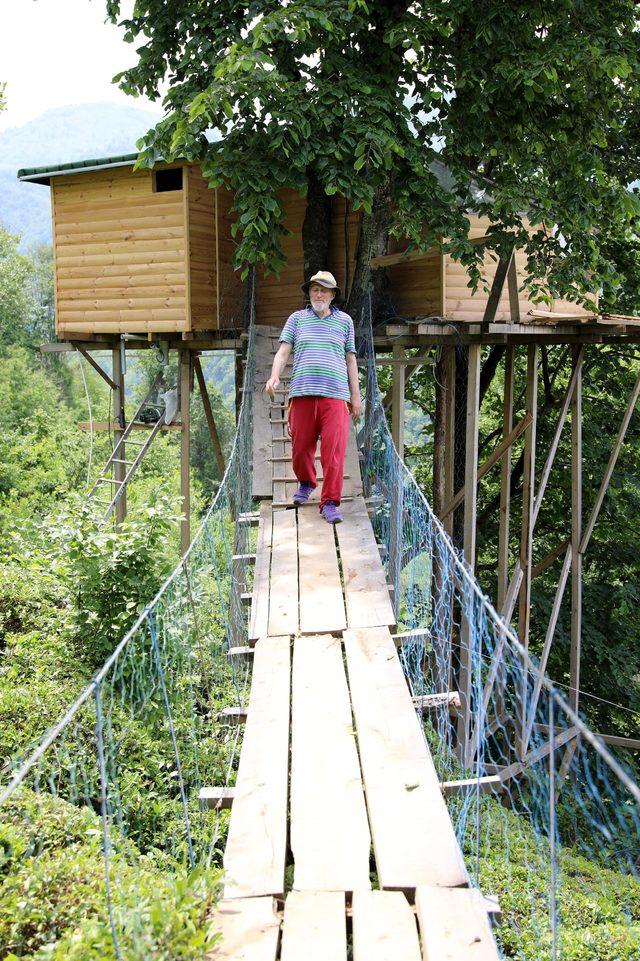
[209,327,500,959]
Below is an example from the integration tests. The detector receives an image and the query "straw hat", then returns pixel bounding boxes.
[301,270,341,298]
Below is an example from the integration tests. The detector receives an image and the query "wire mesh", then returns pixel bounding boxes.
[358,311,640,961]
[0,325,256,959]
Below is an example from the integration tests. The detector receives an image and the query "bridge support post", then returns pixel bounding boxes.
[111,344,127,528]
[569,347,583,713]
[180,350,192,555]
[457,343,480,763]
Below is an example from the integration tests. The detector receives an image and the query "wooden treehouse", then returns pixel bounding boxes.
[18,153,640,954]
[20,151,640,725]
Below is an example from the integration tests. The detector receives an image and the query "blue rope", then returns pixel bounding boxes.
[94,685,123,961]
[148,610,196,869]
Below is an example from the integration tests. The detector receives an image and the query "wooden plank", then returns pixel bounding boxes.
[336,497,396,629]
[280,892,347,961]
[352,890,421,961]
[297,509,346,633]
[208,897,280,961]
[344,626,467,890]
[415,886,500,960]
[291,635,370,891]
[223,635,290,898]
[249,503,273,642]
[268,510,299,636]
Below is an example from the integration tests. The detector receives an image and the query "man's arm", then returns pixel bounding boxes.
[265,342,292,399]
[346,352,362,421]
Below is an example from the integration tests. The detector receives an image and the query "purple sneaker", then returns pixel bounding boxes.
[293,482,315,506]
[321,501,343,524]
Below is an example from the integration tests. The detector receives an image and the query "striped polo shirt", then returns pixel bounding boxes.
[279,306,356,401]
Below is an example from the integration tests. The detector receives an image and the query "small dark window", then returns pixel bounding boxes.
[154,168,183,192]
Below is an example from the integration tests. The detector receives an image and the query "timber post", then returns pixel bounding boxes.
[180,350,192,555]
[111,344,127,527]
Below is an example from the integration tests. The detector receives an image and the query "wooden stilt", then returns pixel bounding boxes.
[569,346,583,713]
[391,343,405,457]
[180,350,191,554]
[497,346,514,610]
[443,346,456,541]
[194,354,226,478]
[111,345,126,527]
[458,342,480,761]
[517,345,538,755]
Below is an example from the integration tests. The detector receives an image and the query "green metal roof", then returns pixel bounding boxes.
[17,153,140,185]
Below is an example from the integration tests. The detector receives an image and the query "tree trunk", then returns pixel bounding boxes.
[301,168,333,282]
[345,181,392,327]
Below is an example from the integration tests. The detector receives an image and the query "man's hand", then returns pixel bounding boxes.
[348,397,363,422]
[264,376,279,400]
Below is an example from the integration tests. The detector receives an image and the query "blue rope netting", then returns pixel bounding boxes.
[357,310,640,960]
[0,306,639,960]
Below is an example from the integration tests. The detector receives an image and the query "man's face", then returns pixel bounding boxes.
[309,283,335,311]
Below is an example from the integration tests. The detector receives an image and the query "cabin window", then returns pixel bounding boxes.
[153,168,183,192]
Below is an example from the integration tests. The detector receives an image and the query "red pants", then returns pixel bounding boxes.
[288,397,350,508]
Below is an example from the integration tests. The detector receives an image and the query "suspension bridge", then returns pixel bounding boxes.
[1,317,639,961]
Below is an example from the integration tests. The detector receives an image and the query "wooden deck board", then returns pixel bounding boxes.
[280,892,347,961]
[248,502,272,642]
[344,626,468,890]
[223,635,290,898]
[297,510,346,633]
[337,497,396,629]
[268,509,298,635]
[352,891,422,961]
[415,886,500,960]
[291,635,370,891]
[208,898,280,961]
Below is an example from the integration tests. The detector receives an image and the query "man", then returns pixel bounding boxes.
[264,270,362,524]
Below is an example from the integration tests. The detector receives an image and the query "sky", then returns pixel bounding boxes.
[0,0,160,132]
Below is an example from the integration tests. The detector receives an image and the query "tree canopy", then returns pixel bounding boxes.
[109,0,640,310]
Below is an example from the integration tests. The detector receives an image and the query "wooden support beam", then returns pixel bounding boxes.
[193,355,226,478]
[440,775,504,796]
[507,254,520,323]
[226,646,254,657]
[595,733,640,750]
[391,343,405,457]
[497,346,514,609]
[531,537,571,579]
[413,691,461,714]
[444,346,456,540]
[218,706,248,724]
[440,412,531,520]
[481,244,515,330]
[569,347,582,714]
[533,350,583,528]
[180,350,191,555]
[458,343,481,758]
[72,342,117,390]
[580,367,640,554]
[517,345,538,755]
[522,546,572,754]
[199,786,235,809]
[111,345,126,527]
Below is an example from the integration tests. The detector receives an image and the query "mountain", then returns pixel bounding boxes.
[0,102,162,249]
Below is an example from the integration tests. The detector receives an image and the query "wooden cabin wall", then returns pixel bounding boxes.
[186,165,216,330]
[52,165,189,336]
[255,191,360,327]
[216,188,243,328]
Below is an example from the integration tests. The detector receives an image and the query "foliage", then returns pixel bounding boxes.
[474,796,640,960]
[62,497,181,670]
[109,0,640,303]
[0,790,222,960]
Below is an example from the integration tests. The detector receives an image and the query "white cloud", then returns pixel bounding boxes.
[0,0,160,131]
